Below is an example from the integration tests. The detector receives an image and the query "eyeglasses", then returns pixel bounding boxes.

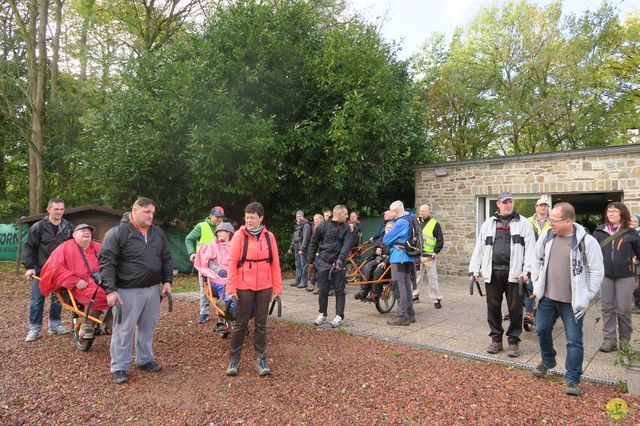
[550,218,570,224]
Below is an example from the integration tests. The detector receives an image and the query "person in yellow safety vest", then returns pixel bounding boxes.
[415,204,445,309]
[528,198,551,239]
[185,206,225,324]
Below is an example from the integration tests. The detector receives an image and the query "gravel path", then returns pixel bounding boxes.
[1,268,638,425]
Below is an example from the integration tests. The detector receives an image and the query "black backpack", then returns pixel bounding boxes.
[397,216,423,257]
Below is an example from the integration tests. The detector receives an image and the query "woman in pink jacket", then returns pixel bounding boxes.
[225,202,282,377]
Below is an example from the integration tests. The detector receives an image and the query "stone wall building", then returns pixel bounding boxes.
[415,144,640,276]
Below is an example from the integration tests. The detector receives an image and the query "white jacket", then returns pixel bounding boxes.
[531,223,604,319]
[469,213,536,283]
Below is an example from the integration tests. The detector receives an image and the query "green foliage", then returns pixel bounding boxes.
[413,0,640,160]
[615,341,640,367]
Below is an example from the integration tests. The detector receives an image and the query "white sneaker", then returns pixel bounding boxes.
[313,313,326,326]
[25,330,40,342]
[48,324,71,335]
[330,315,343,328]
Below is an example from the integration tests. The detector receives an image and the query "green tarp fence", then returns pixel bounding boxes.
[0,223,194,273]
[0,224,27,262]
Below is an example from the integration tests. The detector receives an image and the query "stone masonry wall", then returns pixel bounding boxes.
[415,148,640,276]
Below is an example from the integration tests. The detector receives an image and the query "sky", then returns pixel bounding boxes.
[345,0,639,59]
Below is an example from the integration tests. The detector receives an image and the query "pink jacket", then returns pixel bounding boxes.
[193,239,231,284]
[226,226,282,296]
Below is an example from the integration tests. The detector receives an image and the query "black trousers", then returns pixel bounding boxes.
[486,269,522,345]
[230,288,272,360]
[317,259,346,318]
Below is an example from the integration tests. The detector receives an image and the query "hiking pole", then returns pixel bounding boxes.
[469,275,484,297]
[269,295,282,317]
[161,291,173,312]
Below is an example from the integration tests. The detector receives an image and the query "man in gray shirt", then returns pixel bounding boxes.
[530,202,604,396]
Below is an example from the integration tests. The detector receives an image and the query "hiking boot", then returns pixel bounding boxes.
[256,355,271,376]
[486,341,503,354]
[387,316,410,326]
[297,283,307,289]
[289,281,299,287]
[48,324,70,335]
[507,343,521,358]
[524,312,535,325]
[600,341,618,353]
[313,288,319,295]
[532,362,554,378]
[305,284,314,292]
[409,315,416,323]
[434,299,442,309]
[25,329,40,342]
[197,313,210,324]
[226,358,239,376]
[566,382,581,396]
[330,315,343,328]
[314,313,327,326]
[111,370,129,384]
[412,296,420,303]
[79,320,95,340]
[138,361,162,372]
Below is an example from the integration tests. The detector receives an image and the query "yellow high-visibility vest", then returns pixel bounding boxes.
[196,221,216,248]
[421,218,438,254]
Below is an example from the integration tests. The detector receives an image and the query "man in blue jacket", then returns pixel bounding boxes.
[383,200,417,326]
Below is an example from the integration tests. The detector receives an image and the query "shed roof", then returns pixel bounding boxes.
[415,144,640,170]
[16,204,126,225]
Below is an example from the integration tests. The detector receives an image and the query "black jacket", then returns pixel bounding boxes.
[308,220,353,265]
[289,220,312,253]
[593,225,640,279]
[22,217,73,270]
[99,213,173,293]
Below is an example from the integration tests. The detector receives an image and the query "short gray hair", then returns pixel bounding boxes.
[389,200,404,212]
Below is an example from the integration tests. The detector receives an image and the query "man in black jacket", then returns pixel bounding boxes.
[308,204,352,328]
[23,198,73,341]
[100,197,173,384]
[288,210,311,289]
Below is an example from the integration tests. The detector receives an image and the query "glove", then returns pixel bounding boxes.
[218,269,227,278]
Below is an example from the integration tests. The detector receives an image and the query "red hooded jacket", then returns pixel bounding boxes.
[226,226,282,296]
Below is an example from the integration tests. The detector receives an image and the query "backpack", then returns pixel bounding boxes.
[397,216,423,257]
[238,231,274,268]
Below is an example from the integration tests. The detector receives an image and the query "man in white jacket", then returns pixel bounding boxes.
[469,192,536,358]
[530,202,604,396]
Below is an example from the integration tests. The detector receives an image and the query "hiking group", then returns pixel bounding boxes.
[24,194,640,395]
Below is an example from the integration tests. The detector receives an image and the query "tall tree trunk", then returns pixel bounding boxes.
[51,0,64,100]
[29,0,49,214]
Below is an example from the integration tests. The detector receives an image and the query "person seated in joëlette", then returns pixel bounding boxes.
[194,222,235,331]
[39,224,107,339]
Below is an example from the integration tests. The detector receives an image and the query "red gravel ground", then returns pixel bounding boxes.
[1,267,639,425]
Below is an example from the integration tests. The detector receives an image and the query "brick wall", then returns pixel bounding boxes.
[415,145,640,276]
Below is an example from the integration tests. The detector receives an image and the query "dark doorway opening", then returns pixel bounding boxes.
[552,191,623,234]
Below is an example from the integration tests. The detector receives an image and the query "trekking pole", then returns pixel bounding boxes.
[269,295,282,317]
[469,275,484,297]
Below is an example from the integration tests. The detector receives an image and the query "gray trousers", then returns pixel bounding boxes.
[198,272,210,316]
[415,257,441,301]
[601,276,635,343]
[110,285,161,373]
[392,263,415,319]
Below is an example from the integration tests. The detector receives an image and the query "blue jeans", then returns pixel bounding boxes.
[29,279,62,332]
[535,297,584,384]
[295,252,308,286]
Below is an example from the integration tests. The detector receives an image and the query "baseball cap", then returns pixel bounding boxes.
[535,197,550,206]
[211,206,225,217]
[497,191,514,202]
[74,223,95,233]
[295,210,304,217]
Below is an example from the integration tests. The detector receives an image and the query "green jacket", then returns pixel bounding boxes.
[185,218,218,255]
